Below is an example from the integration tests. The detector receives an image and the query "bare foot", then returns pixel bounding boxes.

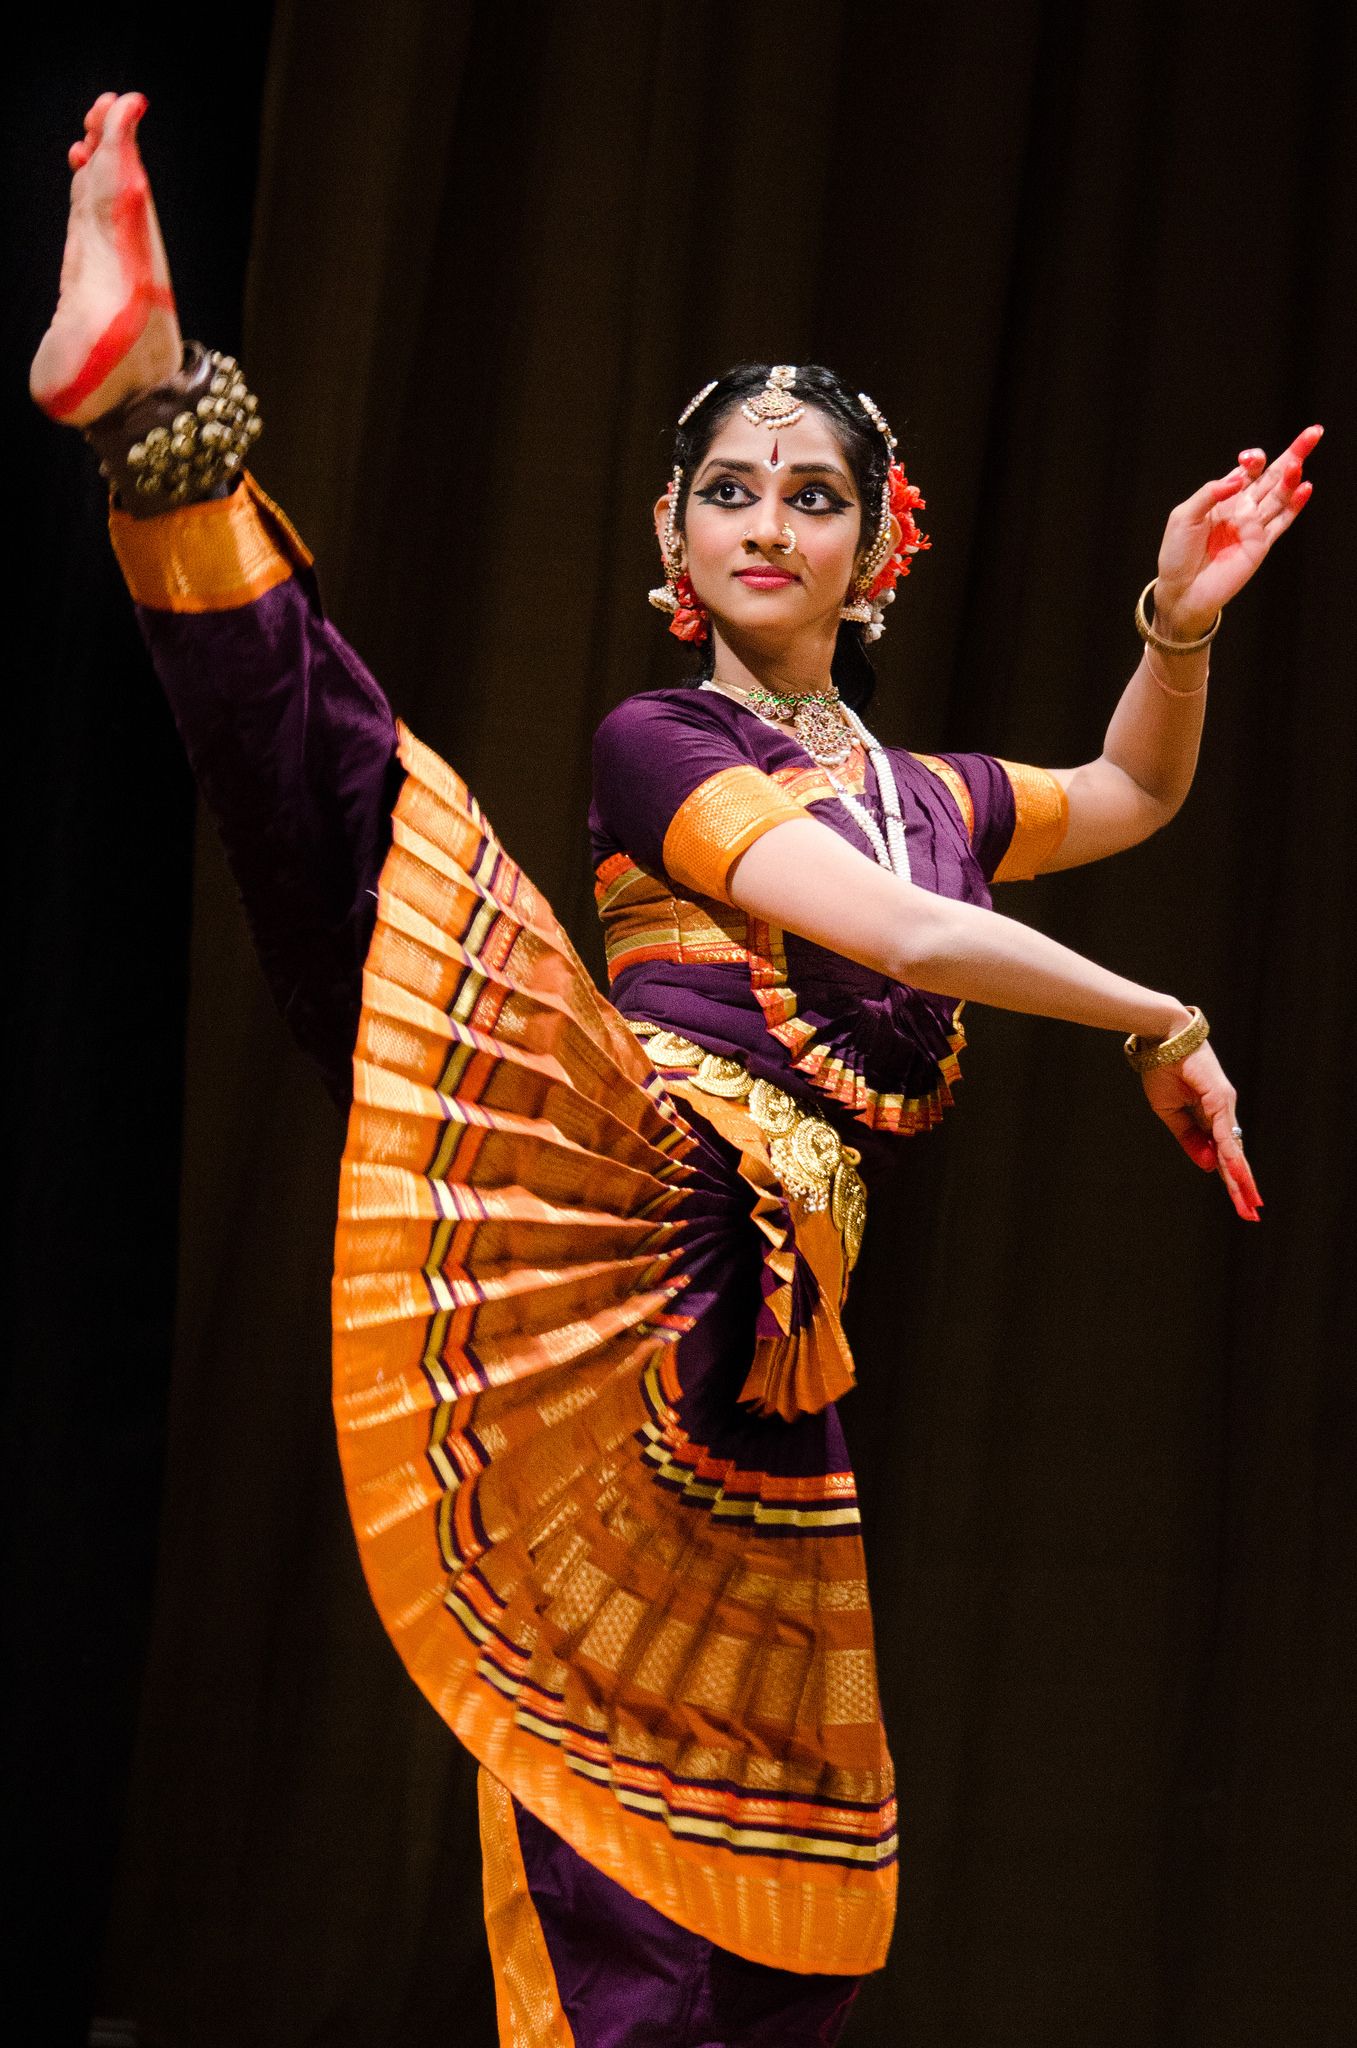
[30,91,183,425]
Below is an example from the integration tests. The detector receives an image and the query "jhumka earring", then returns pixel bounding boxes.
[648,463,710,643]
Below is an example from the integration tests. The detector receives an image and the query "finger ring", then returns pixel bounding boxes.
[1231,1123,1244,1141]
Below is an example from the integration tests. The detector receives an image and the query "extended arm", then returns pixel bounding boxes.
[728,814,1261,1218]
[1034,432,1320,870]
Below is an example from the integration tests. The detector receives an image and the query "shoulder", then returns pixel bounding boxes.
[589,686,797,891]
[592,684,751,760]
[908,749,1067,883]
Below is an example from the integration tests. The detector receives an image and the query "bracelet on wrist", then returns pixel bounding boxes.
[1135,579,1220,657]
[83,341,263,518]
[1143,645,1208,700]
[1123,1003,1210,1073]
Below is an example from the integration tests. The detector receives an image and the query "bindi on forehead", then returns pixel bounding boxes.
[698,413,849,483]
[693,451,855,492]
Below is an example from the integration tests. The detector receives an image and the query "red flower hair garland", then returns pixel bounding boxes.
[668,571,710,644]
[868,461,931,602]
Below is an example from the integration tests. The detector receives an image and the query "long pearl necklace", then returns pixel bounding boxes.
[701,680,911,881]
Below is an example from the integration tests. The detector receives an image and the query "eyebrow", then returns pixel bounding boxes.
[694,457,853,488]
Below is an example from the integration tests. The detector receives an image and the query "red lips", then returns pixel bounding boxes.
[735,570,799,587]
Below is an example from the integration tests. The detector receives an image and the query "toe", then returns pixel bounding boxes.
[110,91,149,141]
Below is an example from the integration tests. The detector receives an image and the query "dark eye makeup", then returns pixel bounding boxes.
[695,476,851,514]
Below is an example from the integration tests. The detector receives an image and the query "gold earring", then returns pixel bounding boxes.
[649,464,687,615]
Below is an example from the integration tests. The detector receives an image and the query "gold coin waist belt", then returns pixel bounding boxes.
[631,1023,867,1271]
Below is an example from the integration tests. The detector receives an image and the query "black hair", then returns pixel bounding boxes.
[668,362,893,710]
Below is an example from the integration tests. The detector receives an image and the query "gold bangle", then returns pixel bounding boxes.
[1135,579,1221,657]
[1143,646,1208,700]
[1123,1004,1210,1072]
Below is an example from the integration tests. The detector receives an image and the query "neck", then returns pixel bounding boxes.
[705,620,838,698]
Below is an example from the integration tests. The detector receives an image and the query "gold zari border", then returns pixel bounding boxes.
[662,765,806,904]
[992,759,1070,881]
[109,470,313,613]
[479,1770,576,2048]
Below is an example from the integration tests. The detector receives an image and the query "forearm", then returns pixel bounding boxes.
[898,888,1190,1038]
[730,817,1191,1040]
[1099,640,1209,815]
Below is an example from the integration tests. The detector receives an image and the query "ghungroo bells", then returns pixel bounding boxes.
[85,342,264,516]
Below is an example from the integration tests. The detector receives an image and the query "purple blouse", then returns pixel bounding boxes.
[589,688,1028,1156]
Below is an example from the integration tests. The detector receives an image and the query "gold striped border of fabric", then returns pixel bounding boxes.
[454,1680,899,1971]
[789,1008,967,1132]
[662,766,807,904]
[770,757,868,802]
[477,1770,577,2048]
[450,1585,897,1865]
[109,471,312,612]
[636,1362,862,1531]
[992,759,1071,880]
[911,751,975,838]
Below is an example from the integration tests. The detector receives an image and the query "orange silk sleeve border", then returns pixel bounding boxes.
[661,765,807,904]
[992,759,1071,881]
[108,471,313,613]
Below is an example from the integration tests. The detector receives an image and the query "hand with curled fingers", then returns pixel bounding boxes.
[1151,426,1323,641]
[1140,1040,1262,1222]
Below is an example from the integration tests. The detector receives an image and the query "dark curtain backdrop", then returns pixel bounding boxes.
[4,14,272,2047]
[9,3,1354,2044]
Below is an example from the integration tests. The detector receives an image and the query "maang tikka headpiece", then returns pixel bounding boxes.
[740,363,805,429]
[647,368,929,648]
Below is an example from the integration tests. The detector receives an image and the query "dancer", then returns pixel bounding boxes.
[35,92,1319,2048]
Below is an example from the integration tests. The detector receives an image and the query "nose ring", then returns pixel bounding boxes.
[775,525,797,554]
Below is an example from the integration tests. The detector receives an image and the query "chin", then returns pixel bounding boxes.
[725,591,807,624]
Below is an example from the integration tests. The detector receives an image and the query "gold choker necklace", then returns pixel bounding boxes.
[714,680,853,769]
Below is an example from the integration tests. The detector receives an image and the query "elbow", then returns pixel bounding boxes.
[1138,785,1188,834]
[1105,766,1190,847]
[885,888,956,988]
[1097,751,1194,841]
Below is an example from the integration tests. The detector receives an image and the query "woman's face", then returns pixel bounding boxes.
[662,405,870,648]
